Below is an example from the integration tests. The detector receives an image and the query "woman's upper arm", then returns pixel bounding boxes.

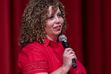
[18,44,49,74]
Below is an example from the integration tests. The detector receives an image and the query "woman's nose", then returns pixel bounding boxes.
[55,16,60,23]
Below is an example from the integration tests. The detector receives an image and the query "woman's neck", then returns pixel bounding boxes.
[46,35,58,42]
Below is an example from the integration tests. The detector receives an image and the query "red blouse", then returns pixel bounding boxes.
[18,38,86,74]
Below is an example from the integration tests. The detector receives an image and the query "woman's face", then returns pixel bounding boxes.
[45,6,64,37]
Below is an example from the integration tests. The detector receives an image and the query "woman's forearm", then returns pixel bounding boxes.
[50,65,69,74]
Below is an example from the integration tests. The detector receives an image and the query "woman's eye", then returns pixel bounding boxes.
[49,16,54,19]
[57,13,62,17]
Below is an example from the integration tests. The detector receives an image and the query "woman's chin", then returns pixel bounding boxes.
[54,31,61,36]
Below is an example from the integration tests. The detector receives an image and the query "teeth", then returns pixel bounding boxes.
[55,27,61,29]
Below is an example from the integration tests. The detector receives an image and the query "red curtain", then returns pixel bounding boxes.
[0,0,111,74]
[0,0,28,74]
[86,0,111,74]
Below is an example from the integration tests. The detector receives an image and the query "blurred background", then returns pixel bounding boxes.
[0,0,111,74]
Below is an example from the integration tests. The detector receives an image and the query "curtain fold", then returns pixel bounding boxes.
[85,0,111,74]
[0,0,11,74]
[0,0,28,74]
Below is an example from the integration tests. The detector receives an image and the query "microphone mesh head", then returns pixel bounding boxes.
[59,34,67,42]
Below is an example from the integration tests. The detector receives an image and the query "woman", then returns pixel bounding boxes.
[18,0,86,74]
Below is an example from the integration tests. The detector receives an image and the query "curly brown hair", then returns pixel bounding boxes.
[19,0,67,47]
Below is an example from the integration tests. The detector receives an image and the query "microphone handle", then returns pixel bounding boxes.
[72,58,77,68]
[62,41,77,68]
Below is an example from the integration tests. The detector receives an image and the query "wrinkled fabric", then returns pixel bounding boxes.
[18,38,86,74]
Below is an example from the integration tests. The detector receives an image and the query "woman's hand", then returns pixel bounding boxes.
[35,48,77,74]
[62,48,77,72]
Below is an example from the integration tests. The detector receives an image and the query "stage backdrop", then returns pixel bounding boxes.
[0,0,111,74]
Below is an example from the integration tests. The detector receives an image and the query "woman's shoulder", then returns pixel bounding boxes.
[18,42,47,62]
[21,42,45,54]
[18,42,48,71]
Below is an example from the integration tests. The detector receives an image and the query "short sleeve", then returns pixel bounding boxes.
[69,59,86,74]
[18,43,49,74]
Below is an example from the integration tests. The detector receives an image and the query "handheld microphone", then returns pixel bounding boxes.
[59,34,77,68]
